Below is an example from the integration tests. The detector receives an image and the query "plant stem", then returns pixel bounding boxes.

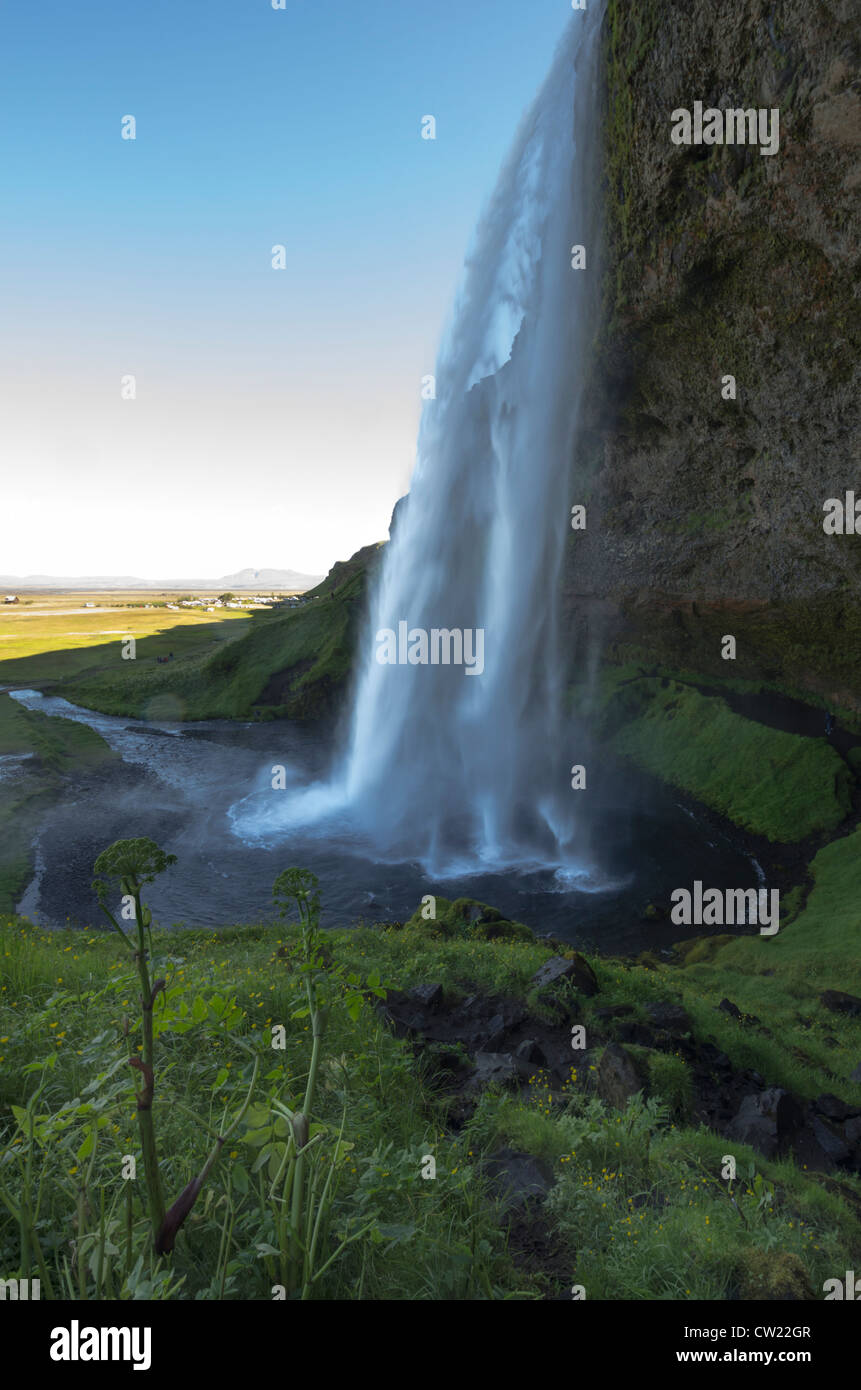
[132,887,165,1242]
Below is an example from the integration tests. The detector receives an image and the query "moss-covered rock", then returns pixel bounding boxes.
[569,0,861,716]
[403,895,535,943]
[737,1248,816,1301]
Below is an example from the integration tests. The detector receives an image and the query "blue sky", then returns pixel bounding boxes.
[1,0,577,577]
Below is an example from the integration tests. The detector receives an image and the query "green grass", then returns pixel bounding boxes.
[58,565,372,722]
[600,676,853,842]
[1,843,859,1301]
[0,609,248,689]
[0,693,114,913]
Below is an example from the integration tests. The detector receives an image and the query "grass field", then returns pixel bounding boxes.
[0,593,254,912]
[0,592,252,688]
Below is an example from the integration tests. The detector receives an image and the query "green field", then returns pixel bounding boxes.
[0,595,252,910]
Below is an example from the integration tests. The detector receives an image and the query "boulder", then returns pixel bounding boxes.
[737,1249,816,1302]
[484,1148,554,1210]
[645,1001,692,1034]
[531,952,598,996]
[718,997,742,1019]
[596,1043,646,1110]
[844,1116,861,1147]
[470,1052,525,1089]
[410,982,443,1012]
[821,990,861,1017]
[810,1115,851,1164]
[813,1093,859,1121]
[726,1088,804,1158]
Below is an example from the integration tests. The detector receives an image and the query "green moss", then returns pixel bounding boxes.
[736,1248,815,1301]
[645,1050,694,1120]
[604,678,851,841]
[403,895,535,944]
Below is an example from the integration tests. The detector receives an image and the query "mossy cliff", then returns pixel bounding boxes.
[569,0,860,718]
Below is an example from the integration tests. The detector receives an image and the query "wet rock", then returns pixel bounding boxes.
[821,990,861,1018]
[596,1043,647,1110]
[726,1088,804,1158]
[645,1001,692,1034]
[484,1148,554,1211]
[531,952,598,997]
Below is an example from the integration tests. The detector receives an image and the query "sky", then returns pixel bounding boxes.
[0,0,577,579]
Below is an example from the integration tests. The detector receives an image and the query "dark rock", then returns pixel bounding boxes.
[616,1022,656,1047]
[470,1052,525,1089]
[645,1001,692,1034]
[515,1039,547,1066]
[814,1093,859,1121]
[810,1115,851,1164]
[410,982,443,1012]
[594,1004,634,1020]
[531,952,598,997]
[851,1062,861,1084]
[718,997,743,1019]
[821,990,861,1018]
[596,1043,646,1110]
[844,1116,861,1147]
[484,1148,554,1211]
[726,1088,804,1158]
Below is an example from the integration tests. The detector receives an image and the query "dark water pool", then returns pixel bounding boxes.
[9,689,774,955]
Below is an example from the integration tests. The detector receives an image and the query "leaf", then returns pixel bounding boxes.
[268,1143,288,1181]
[243,1127,272,1148]
[376,1222,416,1243]
[231,1163,250,1195]
[77,1129,95,1161]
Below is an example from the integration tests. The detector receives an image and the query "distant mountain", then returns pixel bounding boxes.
[0,568,323,592]
[213,568,322,590]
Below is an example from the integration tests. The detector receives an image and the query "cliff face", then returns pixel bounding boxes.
[569,0,860,716]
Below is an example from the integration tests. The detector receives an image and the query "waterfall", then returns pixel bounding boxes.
[232,7,606,882]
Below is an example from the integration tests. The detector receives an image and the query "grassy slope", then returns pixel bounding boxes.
[58,551,379,722]
[0,693,114,913]
[596,673,853,842]
[1,864,858,1300]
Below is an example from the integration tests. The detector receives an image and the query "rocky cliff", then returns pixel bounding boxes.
[569,0,860,718]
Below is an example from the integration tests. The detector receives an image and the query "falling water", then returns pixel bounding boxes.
[231,8,606,880]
